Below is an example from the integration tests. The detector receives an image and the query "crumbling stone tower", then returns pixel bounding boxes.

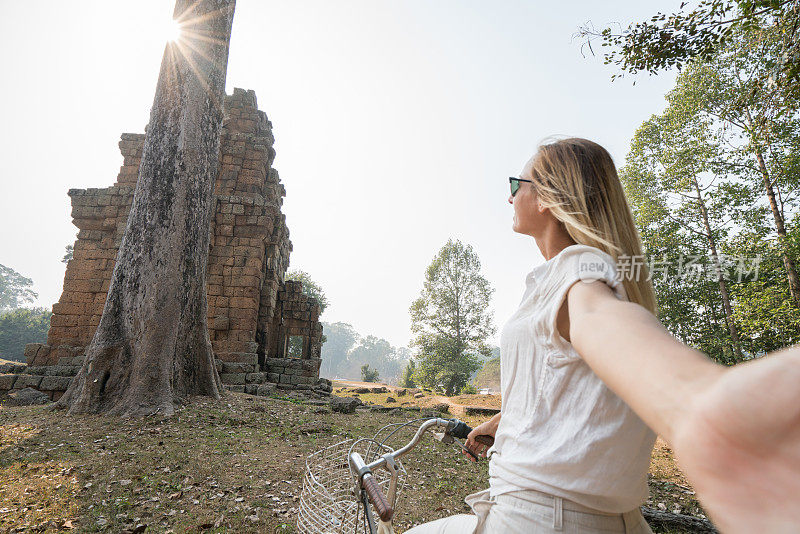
[3,89,327,400]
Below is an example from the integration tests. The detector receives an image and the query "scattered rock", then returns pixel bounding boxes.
[464,406,500,416]
[397,389,407,397]
[370,386,387,393]
[330,396,362,414]
[5,387,51,406]
[413,393,425,399]
[432,403,450,414]
[354,387,371,394]
[386,396,396,403]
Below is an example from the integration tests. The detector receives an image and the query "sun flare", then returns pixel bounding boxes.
[164,18,183,42]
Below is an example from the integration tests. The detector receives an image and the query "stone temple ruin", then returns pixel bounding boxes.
[0,88,331,401]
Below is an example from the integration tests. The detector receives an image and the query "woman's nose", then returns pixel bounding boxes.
[508,194,514,204]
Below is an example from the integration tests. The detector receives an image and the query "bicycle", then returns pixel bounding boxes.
[297,417,495,534]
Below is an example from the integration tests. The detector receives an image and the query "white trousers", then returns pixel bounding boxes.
[404,488,654,534]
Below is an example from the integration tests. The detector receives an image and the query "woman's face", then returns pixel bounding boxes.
[509,156,547,236]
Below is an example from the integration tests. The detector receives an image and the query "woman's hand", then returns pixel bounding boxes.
[463,413,501,462]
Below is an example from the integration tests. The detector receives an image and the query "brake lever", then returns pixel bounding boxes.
[434,431,481,462]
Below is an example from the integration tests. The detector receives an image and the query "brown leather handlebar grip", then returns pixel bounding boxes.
[362,473,393,522]
[475,435,494,447]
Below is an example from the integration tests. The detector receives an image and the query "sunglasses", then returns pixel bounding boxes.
[509,177,534,197]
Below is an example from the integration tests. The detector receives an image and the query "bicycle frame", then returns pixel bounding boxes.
[349,418,455,534]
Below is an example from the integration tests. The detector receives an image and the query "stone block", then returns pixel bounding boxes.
[221,362,256,374]
[244,384,258,395]
[330,396,361,414]
[220,373,246,385]
[24,344,40,363]
[245,372,266,384]
[0,374,16,390]
[228,352,258,364]
[266,373,280,382]
[45,365,79,377]
[5,387,51,406]
[226,385,245,393]
[40,376,73,391]
[256,383,276,396]
[15,375,43,389]
[212,315,229,331]
[25,366,48,376]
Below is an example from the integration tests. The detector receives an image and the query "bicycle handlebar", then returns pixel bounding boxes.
[362,473,393,522]
[449,419,495,447]
[351,417,496,526]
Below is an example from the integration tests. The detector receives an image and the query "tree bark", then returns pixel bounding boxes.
[744,107,800,308]
[691,176,744,363]
[57,0,236,417]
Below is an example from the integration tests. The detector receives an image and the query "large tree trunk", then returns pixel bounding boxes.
[57,0,236,417]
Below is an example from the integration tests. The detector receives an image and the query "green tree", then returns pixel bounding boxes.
[620,23,800,360]
[670,23,800,308]
[347,335,407,384]
[320,322,358,377]
[0,264,38,313]
[0,308,51,362]
[286,269,329,313]
[579,1,799,97]
[409,239,495,396]
[401,359,416,388]
[621,99,752,363]
[360,364,379,383]
[472,357,501,392]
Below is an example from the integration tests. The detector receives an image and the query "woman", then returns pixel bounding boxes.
[406,138,800,534]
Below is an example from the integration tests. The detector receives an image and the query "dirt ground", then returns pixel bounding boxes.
[0,387,708,533]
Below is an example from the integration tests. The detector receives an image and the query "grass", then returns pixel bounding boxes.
[0,386,708,533]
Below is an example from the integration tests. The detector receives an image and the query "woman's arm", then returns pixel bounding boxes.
[566,279,800,533]
[564,279,724,443]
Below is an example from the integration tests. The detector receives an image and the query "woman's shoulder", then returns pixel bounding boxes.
[543,244,623,297]
[551,244,617,276]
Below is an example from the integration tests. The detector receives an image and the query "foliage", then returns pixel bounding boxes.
[286,335,303,358]
[579,1,799,97]
[62,245,73,264]
[409,239,495,396]
[319,322,411,384]
[460,384,478,395]
[0,264,38,313]
[360,363,380,382]
[285,269,329,313]
[401,359,416,388]
[472,357,501,391]
[0,307,51,362]
[320,322,358,377]
[619,21,800,362]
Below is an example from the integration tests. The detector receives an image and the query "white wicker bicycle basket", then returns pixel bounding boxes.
[297,438,406,534]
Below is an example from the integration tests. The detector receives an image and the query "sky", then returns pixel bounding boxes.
[0,0,679,348]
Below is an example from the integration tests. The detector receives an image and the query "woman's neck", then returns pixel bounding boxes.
[533,223,577,260]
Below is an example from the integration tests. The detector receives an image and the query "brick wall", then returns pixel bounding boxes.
[14,88,326,397]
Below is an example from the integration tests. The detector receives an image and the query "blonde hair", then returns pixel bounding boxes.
[528,137,658,315]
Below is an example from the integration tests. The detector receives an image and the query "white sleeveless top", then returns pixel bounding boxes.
[488,244,656,513]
